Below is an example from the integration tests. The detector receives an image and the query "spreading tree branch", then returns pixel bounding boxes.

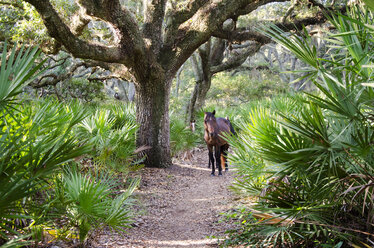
[46,55,70,69]
[168,0,256,75]
[71,7,91,36]
[213,28,271,44]
[143,0,167,55]
[163,0,208,47]
[32,57,133,88]
[76,0,146,61]
[213,6,343,45]
[167,0,291,76]
[24,0,136,66]
[211,42,262,74]
[236,0,288,16]
[87,75,123,81]
[31,62,87,88]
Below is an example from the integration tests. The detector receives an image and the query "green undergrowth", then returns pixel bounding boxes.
[222,5,374,247]
[0,43,140,247]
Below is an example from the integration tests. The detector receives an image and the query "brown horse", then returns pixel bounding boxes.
[204,110,236,176]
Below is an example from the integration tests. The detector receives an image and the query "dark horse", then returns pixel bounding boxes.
[204,110,236,176]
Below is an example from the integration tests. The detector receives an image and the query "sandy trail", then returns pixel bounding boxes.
[95,149,235,248]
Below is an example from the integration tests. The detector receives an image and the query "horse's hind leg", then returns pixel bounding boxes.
[221,144,229,172]
[220,153,226,172]
[208,152,211,168]
[208,145,215,175]
[220,150,225,171]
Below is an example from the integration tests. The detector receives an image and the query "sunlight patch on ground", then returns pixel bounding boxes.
[157,239,217,246]
[173,162,212,172]
[189,197,213,202]
[173,161,238,172]
[134,238,218,247]
[102,239,218,247]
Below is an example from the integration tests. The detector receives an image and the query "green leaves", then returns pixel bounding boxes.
[227,5,374,247]
[170,116,199,156]
[0,100,91,241]
[59,168,139,242]
[362,0,374,11]
[264,25,319,69]
[76,104,139,173]
[0,41,46,109]
[0,42,140,246]
[0,43,93,245]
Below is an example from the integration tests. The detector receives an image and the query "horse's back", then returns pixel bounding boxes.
[216,117,231,134]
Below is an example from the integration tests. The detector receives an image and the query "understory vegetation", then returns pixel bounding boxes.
[0,43,143,247]
[2,1,374,247]
[0,43,199,247]
[223,5,374,247]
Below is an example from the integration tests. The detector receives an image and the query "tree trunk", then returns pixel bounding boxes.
[175,63,184,98]
[186,42,212,124]
[186,80,201,124]
[135,75,172,167]
[186,53,202,124]
[195,77,211,110]
[186,75,212,124]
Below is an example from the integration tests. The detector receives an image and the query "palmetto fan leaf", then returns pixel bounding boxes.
[76,106,139,173]
[60,168,139,242]
[0,103,91,238]
[260,25,319,70]
[328,7,374,79]
[0,42,46,109]
[105,177,139,230]
[170,116,198,156]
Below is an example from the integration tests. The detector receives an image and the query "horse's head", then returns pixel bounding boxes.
[204,110,218,138]
[190,120,196,132]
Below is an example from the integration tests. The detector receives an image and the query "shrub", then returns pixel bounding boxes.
[225,5,374,247]
[76,103,140,174]
[62,78,106,102]
[48,168,139,244]
[0,43,89,246]
[170,116,199,156]
[0,43,139,247]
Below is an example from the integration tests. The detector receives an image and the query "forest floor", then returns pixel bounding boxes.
[94,147,237,248]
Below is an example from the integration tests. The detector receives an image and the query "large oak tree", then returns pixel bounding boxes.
[24,0,287,167]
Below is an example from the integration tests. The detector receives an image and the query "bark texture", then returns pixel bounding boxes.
[135,75,172,167]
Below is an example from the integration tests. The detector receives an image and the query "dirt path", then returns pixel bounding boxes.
[96,148,236,248]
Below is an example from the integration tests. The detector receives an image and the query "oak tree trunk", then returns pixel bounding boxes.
[135,74,172,167]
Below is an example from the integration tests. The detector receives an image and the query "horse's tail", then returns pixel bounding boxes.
[226,116,237,136]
